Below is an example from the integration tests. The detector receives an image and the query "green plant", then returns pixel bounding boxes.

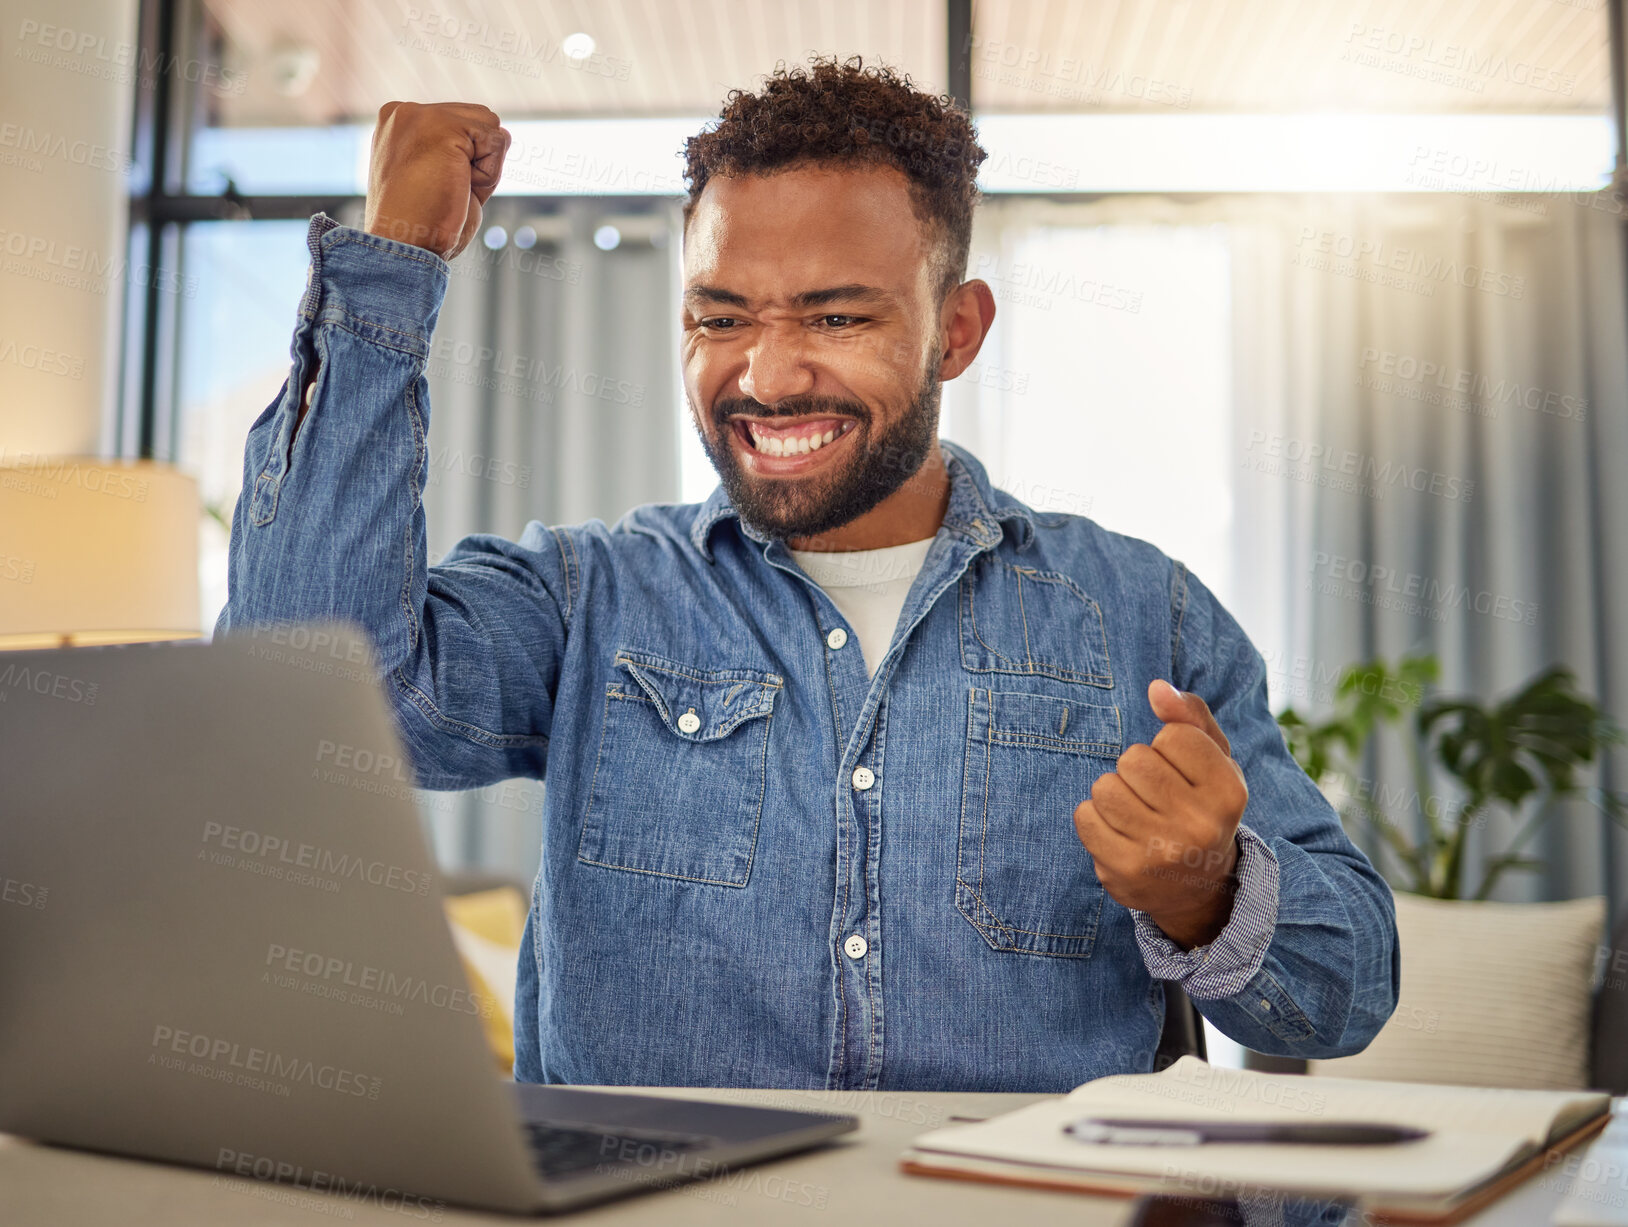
[1277,655,1628,900]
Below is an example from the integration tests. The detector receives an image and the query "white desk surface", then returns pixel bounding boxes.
[0,1084,1613,1227]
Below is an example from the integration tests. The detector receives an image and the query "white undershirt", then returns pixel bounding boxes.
[788,536,938,679]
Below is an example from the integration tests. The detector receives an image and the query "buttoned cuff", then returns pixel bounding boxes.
[1132,824,1279,1000]
[298,213,450,352]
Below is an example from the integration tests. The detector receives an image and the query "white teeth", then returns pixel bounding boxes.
[743,421,851,457]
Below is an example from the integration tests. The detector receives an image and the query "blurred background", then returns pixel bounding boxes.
[2,1,1624,969]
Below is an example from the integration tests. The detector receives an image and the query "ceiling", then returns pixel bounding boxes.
[972,0,1611,113]
[204,0,947,125]
[202,0,1612,127]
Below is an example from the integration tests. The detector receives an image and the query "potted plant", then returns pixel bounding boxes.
[1273,656,1627,1089]
[1276,656,1626,900]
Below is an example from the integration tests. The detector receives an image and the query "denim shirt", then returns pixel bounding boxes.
[219,215,1399,1093]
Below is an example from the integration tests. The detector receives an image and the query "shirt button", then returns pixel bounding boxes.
[677,711,701,734]
[826,627,848,650]
[844,935,868,959]
[851,766,874,791]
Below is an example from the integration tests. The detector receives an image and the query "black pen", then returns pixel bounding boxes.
[1064,1117,1431,1146]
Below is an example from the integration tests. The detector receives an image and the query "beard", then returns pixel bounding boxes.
[693,356,942,541]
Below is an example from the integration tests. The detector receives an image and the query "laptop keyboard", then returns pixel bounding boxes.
[521,1121,715,1181]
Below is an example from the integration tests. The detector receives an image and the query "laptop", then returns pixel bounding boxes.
[0,624,856,1214]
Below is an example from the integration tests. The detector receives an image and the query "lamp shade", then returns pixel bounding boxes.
[0,458,201,650]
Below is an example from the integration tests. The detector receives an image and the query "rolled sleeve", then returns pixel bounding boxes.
[1131,824,1280,999]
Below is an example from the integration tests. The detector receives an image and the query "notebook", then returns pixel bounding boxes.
[901,1057,1613,1224]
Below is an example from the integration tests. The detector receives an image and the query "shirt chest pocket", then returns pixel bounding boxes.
[576,650,781,887]
[960,559,1114,688]
[957,688,1122,958]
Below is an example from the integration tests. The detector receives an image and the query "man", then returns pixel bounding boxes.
[220,57,1398,1092]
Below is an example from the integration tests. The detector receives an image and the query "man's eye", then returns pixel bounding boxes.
[701,317,741,331]
[819,315,864,329]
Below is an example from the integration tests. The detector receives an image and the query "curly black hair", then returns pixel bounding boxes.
[683,55,988,303]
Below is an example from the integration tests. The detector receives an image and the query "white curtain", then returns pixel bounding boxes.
[945,191,1628,920]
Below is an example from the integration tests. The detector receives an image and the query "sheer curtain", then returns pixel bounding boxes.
[946,191,1628,923]
[415,197,685,882]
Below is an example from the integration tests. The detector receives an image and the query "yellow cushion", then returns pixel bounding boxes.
[443,887,528,1073]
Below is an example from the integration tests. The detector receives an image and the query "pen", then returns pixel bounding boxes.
[1063,1117,1431,1146]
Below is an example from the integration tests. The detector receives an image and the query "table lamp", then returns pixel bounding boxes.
[0,457,201,650]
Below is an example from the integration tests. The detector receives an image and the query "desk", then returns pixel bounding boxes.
[0,1085,1610,1226]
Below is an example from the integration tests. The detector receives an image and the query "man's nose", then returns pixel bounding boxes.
[739,333,816,407]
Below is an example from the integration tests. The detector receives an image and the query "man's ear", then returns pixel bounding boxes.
[938,279,997,382]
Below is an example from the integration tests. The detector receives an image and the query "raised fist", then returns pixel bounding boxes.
[364,101,510,261]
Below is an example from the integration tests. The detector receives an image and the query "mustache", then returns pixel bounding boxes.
[713,396,868,425]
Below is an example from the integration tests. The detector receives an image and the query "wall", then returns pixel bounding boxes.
[0,0,140,458]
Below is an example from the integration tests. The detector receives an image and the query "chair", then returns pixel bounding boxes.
[1590,909,1628,1094]
[1243,903,1628,1091]
[1155,981,1207,1069]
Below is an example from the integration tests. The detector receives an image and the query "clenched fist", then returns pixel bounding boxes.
[364,101,511,261]
[1073,680,1249,949]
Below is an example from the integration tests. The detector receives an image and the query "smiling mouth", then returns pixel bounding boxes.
[731,416,858,458]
